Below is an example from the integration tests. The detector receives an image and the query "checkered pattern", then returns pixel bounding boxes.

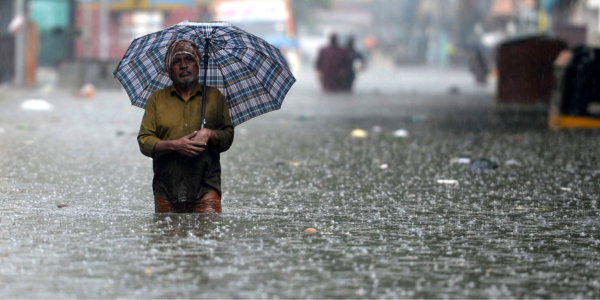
[113,21,296,126]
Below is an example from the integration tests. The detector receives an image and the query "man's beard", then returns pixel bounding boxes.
[173,71,197,85]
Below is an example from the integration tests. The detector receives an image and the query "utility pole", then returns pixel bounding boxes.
[14,0,27,86]
[84,0,93,58]
[99,0,109,61]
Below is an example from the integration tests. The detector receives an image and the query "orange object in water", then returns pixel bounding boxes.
[304,228,317,233]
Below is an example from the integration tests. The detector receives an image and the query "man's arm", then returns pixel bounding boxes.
[138,94,161,158]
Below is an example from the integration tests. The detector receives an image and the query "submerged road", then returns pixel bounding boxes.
[0,67,599,298]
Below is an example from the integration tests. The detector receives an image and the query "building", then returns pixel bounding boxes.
[73,0,206,61]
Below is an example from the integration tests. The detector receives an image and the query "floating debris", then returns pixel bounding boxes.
[561,187,572,191]
[39,83,54,95]
[505,159,522,167]
[298,112,313,121]
[20,99,53,111]
[304,228,317,233]
[450,157,471,164]
[392,129,409,138]
[78,83,96,98]
[57,203,70,208]
[145,269,152,275]
[469,158,498,170]
[274,161,301,167]
[379,164,389,170]
[437,179,459,185]
[514,205,552,210]
[350,129,368,138]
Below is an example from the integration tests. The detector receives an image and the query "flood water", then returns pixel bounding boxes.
[0,68,599,298]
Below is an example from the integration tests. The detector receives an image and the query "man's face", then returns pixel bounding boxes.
[171,53,199,85]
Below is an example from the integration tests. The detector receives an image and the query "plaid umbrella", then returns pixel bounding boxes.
[113,21,296,126]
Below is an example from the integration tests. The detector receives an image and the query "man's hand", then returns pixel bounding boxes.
[173,131,206,157]
[154,131,206,158]
[191,128,219,147]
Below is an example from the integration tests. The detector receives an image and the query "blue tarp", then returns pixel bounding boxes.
[264,35,299,49]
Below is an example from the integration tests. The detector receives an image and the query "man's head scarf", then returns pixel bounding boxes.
[164,39,202,79]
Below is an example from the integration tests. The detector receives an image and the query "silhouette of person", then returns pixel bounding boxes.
[341,35,366,92]
[315,33,350,92]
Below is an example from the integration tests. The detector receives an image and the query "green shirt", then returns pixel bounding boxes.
[137,84,234,202]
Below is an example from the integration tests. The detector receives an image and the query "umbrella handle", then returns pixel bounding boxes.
[200,38,211,129]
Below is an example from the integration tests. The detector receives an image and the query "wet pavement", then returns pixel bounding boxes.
[0,67,599,298]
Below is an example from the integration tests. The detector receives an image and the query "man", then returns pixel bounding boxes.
[341,35,366,92]
[137,39,234,213]
[467,46,488,85]
[315,33,350,92]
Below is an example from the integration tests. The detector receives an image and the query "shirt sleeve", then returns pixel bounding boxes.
[213,90,234,153]
[137,94,161,158]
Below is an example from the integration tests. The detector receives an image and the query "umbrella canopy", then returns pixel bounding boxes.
[113,21,296,126]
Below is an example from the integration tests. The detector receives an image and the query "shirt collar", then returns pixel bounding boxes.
[170,83,203,100]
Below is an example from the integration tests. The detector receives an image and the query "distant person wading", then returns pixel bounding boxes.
[137,39,234,213]
[341,35,366,92]
[316,33,351,92]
